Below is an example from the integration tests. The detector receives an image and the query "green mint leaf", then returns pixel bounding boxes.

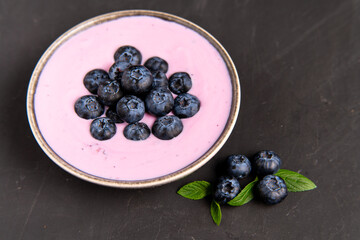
[227,177,259,206]
[275,169,317,192]
[177,181,212,200]
[211,200,222,226]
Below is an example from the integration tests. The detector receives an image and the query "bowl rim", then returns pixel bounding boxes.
[26,9,241,188]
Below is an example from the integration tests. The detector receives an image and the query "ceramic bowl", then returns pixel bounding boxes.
[26,10,240,188]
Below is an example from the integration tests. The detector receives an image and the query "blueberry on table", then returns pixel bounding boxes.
[83,69,110,94]
[113,45,142,65]
[173,93,200,118]
[90,117,116,140]
[254,150,282,176]
[97,80,123,106]
[151,71,168,89]
[168,72,192,95]
[144,57,168,73]
[116,95,145,123]
[226,155,251,179]
[121,65,153,94]
[106,106,124,123]
[109,61,131,82]
[123,122,151,141]
[145,88,174,117]
[214,176,241,204]
[152,115,183,140]
[257,175,288,205]
[74,95,104,119]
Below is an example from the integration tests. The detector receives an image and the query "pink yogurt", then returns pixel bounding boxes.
[34,16,232,181]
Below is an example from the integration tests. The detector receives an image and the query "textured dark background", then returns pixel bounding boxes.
[1,0,359,239]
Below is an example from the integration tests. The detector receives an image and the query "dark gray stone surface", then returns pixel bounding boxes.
[0,0,359,239]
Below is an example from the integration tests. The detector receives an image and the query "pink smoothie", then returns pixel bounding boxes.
[34,15,233,181]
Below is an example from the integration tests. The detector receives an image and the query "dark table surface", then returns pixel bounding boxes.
[1,0,359,239]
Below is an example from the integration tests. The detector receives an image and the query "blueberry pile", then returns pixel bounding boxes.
[74,45,200,141]
[214,150,287,205]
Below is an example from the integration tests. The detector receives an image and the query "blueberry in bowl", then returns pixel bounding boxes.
[151,71,168,89]
[108,61,132,82]
[113,45,142,65]
[168,72,192,95]
[257,175,288,205]
[152,115,183,140]
[123,122,151,141]
[145,87,174,117]
[90,117,117,141]
[226,154,251,179]
[97,80,123,106]
[74,95,104,119]
[254,150,282,176]
[105,105,124,123]
[214,176,240,204]
[121,65,153,94]
[83,69,111,94]
[144,57,168,73]
[173,93,200,118]
[116,95,145,123]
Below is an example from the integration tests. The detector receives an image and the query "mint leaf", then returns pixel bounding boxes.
[211,200,221,226]
[227,177,258,206]
[275,169,317,192]
[177,181,212,200]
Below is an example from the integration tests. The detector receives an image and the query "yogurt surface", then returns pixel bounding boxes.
[35,16,233,181]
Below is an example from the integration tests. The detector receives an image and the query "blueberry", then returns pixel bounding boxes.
[254,150,282,176]
[151,71,168,89]
[226,155,252,179]
[116,95,145,123]
[121,65,153,94]
[90,117,116,140]
[173,93,200,118]
[123,122,151,141]
[113,45,142,65]
[214,176,241,204]
[152,115,183,140]
[106,106,124,123]
[257,175,288,205]
[83,69,111,94]
[145,88,174,117]
[109,61,131,82]
[168,72,192,95]
[144,57,168,73]
[97,81,124,106]
[74,95,104,119]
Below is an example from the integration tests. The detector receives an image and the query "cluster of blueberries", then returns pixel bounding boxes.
[214,150,287,205]
[74,46,200,141]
